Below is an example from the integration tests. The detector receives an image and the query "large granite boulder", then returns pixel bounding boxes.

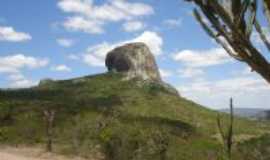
[105,42,162,81]
[105,42,179,96]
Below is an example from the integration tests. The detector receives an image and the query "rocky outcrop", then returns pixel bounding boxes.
[105,42,179,96]
[105,42,161,81]
[39,79,54,86]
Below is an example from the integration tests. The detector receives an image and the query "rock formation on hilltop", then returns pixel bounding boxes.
[105,42,179,96]
[105,42,161,81]
[39,78,54,86]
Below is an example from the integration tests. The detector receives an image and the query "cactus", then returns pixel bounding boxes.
[187,0,270,84]
[264,0,270,27]
[217,98,234,159]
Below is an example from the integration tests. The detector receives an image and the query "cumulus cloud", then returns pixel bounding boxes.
[123,21,145,32]
[6,73,37,88]
[0,26,32,42]
[5,72,36,88]
[0,54,48,88]
[83,31,163,67]
[172,48,232,67]
[57,38,75,47]
[63,16,104,34]
[51,64,72,72]
[83,42,110,67]
[0,54,49,73]
[9,79,37,88]
[58,0,154,34]
[172,47,269,109]
[177,75,270,109]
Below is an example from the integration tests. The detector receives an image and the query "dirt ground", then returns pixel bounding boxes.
[0,146,87,160]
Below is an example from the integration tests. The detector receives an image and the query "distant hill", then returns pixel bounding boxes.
[219,108,270,120]
[254,110,270,120]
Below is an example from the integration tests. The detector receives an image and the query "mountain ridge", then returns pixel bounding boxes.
[219,108,270,120]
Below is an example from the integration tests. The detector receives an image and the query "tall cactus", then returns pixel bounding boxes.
[187,0,270,85]
[264,0,270,26]
[217,98,234,159]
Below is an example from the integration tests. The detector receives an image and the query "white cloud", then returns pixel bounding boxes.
[0,26,31,42]
[5,73,37,88]
[63,16,104,34]
[9,79,37,88]
[51,65,71,72]
[172,48,231,67]
[180,77,268,95]
[177,75,270,109]
[58,0,154,34]
[58,0,154,21]
[215,77,267,92]
[178,67,205,78]
[132,31,163,55]
[0,54,49,73]
[57,38,75,47]
[163,18,182,28]
[58,0,92,16]
[123,21,145,32]
[159,69,173,78]
[0,54,48,88]
[83,31,163,67]
[83,42,110,67]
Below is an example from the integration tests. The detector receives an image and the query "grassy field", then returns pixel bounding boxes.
[0,73,269,160]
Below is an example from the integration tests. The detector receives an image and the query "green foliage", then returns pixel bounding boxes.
[0,73,268,159]
[237,134,270,160]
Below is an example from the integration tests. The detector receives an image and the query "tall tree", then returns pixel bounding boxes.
[187,0,270,84]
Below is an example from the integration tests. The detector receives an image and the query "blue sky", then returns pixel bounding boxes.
[0,0,269,109]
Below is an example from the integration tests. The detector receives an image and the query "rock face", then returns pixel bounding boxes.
[105,42,161,81]
[105,42,179,96]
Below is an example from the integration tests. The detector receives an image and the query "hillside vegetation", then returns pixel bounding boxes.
[0,73,269,160]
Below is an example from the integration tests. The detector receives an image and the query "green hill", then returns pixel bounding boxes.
[0,73,269,160]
